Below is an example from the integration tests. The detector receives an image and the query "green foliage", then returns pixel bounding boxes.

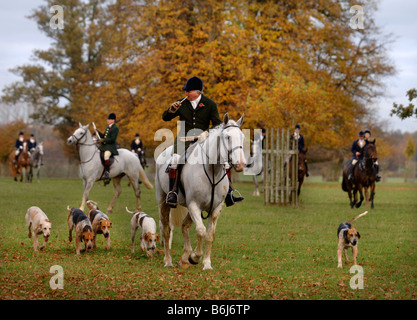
[391,88,417,120]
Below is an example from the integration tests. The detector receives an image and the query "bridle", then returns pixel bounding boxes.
[70,128,99,164]
[199,124,244,219]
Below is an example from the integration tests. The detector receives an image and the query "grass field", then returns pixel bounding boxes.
[0,176,416,300]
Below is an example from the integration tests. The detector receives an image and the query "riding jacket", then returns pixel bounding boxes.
[351,139,365,159]
[98,123,119,156]
[162,94,221,153]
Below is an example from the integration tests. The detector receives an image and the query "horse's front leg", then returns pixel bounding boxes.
[159,202,173,267]
[107,177,122,214]
[364,187,370,205]
[178,213,193,269]
[81,178,95,211]
[188,202,206,265]
[202,204,223,271]
[355,185,364,208]
[370,183,376,209]
[352,188,358,208]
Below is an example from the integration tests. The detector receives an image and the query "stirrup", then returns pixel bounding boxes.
[225,189,244,207]
[103,171,111,186]
[166,191,178,208]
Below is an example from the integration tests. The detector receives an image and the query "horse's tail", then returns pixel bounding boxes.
[348,211,368,223]
[139,165,153,189]
[170,205,188,227]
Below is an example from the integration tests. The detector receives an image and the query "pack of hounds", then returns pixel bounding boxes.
[25,201,160,258]
[25,203,368,268]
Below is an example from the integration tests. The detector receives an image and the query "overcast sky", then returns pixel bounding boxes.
[0,0,416,132]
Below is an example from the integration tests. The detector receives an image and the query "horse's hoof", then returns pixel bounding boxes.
[188,256,199,265]
[164,262,174,268]
[355,203,362,208]
[178,259,190,269]
[203,264,213,271]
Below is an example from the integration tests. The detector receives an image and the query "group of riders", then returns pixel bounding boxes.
[348,129,381,183]
[13,132,43,168]
[13,76,380,204]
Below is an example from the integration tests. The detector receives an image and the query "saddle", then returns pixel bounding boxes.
[99,150,115,167]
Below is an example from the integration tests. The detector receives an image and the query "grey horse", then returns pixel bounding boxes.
[155,113,246,270]
[67,123,153,213]
[29,142,44,183]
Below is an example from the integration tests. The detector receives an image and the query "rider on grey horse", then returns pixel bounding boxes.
[95,113,119,184]
[162,76,243,208]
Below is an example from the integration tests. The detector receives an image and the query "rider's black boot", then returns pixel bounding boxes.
[166,168,178,208]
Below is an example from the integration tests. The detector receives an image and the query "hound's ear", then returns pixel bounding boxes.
[236,114,245,127]
[156,233,160,242]
[356,232,361,239]
[109,221,113,228]
[223,113,229,125]
[343,229,349,239]
[144,232,151,242]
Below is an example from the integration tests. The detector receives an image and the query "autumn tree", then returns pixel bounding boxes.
[2,0,395,160]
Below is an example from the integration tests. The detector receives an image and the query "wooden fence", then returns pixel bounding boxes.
[263,128,299,206]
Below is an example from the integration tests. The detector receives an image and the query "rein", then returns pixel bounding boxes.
[71,129,99,164]
[198,124,243,219]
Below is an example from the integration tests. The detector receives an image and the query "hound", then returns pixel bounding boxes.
[88,207,113,250]
[126,207,159,257]
[25,206,52,251]
[67,206,95,254]
[337,211,368,268]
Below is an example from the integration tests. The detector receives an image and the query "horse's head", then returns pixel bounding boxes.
[298,148,307,173]
[364,139,377,164]
[221,113,246,172]
[37,142,44,156]
[67,123,90,145]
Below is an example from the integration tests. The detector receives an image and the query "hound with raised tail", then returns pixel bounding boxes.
[25,206,52,251]
[337,211,368,268]
[86,200,113,250]
[126,207,159,257]
[67,206,95,254]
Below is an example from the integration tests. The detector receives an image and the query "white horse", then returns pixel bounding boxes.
[29,142,44,183]
[155,113,246,270]
[67,123,153,213]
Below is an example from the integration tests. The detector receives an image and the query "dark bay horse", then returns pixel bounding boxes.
[289,148,308,196]
[9,142,31,182]
[342,140,378,209]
